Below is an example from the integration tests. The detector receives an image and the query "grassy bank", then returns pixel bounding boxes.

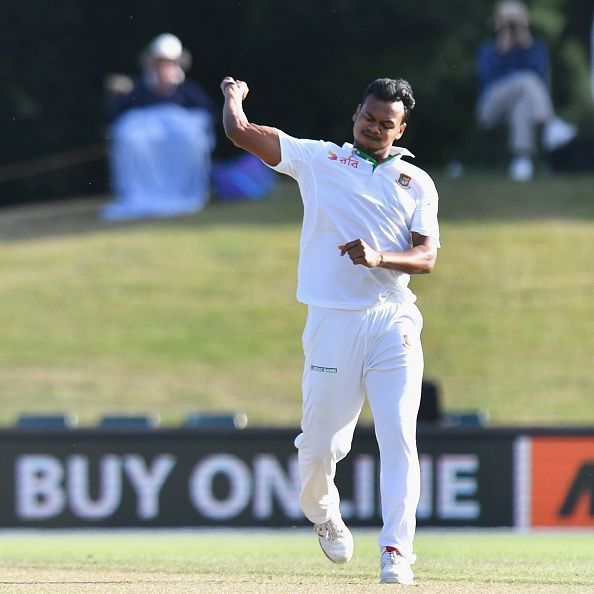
[0,173,592,427]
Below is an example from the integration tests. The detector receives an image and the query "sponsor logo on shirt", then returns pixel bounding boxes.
[327,151,359,169]
[311,365,338,374]
[397,173,412,188]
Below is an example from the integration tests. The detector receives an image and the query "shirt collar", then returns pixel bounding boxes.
[342,143,415,167]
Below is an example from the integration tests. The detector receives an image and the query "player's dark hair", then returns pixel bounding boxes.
[362,78,416,121]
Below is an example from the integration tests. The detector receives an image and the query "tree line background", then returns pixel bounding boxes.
[0,0,592,206]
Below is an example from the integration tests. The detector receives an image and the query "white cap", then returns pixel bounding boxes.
[141,33,192,71]
[148,33,183,61]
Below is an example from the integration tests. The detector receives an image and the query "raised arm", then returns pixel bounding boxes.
[221,76,281,166]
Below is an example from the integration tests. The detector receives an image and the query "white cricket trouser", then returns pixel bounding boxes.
[295,300,423,562]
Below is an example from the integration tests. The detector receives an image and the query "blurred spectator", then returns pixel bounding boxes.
[101,33,215,220]
[476,1,577,181]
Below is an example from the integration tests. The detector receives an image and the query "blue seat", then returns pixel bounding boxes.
[184,412,248,430]
[444,411,489,427]
[99,414,160,429]
[17,413,78,429]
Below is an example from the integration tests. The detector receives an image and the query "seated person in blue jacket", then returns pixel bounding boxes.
[476,1,577,181]
[102,33,215,220]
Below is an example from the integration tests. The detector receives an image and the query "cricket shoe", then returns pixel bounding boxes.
[314,515,353,564]
[542,117,577,152]
[509,156,533,182]
[380,547,414,585]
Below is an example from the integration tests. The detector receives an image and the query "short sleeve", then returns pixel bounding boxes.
[410,175,440,246]
[266,131,322,180]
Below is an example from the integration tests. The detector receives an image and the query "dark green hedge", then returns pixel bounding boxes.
[0,0,590,204]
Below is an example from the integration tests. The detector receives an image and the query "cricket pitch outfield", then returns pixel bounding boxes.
[0,529,591,593]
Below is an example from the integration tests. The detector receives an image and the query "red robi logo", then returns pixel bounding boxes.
[328,151,360,169]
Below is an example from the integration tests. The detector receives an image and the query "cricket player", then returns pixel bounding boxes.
[221,75,439,585]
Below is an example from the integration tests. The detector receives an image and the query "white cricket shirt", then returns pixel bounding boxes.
[269,131,440,309]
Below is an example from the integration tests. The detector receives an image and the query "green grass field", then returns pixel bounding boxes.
[0,530,591,592]
[0,175,593,592]
[0,172,593,427]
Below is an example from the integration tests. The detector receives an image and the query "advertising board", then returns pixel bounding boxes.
[0,428,591,528]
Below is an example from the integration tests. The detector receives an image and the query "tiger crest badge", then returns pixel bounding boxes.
[397,173,412,188]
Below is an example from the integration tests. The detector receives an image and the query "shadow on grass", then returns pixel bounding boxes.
[1,173,593,243]
[436,172,594,222]
[0,184,303,243]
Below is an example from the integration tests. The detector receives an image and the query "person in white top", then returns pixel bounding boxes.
[221,75,439,585]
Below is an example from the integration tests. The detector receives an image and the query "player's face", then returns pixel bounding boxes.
[352,96,407,158]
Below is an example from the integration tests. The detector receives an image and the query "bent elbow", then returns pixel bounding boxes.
[224,125,244,147]
[223,118,248,146]
[421,252,438,274]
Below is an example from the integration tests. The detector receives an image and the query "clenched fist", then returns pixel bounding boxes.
[339,239,383,268]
